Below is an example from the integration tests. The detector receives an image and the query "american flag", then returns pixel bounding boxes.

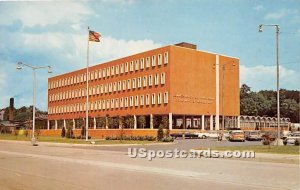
[89,30,101,42]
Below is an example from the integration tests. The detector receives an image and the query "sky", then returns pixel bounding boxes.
[0,0,299,111]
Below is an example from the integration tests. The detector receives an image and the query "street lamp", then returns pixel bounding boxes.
[16,62,52,145]
[258,24,282,145]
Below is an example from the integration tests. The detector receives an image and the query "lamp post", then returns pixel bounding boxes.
[258,24,282,145]
[17,62,52,145]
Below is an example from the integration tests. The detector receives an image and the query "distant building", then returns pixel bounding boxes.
[47,42,240,136]
[0,109,5,121]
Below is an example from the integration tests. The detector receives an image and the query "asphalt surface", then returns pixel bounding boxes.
[0,140,299,190]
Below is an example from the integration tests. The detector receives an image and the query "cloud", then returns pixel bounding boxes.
[0,1,93,27]
[240,64,300,91]
[254,5,264,11]
[264,9,298,20]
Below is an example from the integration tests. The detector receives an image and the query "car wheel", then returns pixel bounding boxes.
[202,135,206,139]
[283,141,287,145]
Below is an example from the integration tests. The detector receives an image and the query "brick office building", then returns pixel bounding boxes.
[47,42,240,137]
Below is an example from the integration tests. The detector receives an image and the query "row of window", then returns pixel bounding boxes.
[49,92,169,114]
[49,52,169,90]
[49,73,166,102]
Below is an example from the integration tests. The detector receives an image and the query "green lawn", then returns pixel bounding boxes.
[0,134,158,145]
[212,145,300,155]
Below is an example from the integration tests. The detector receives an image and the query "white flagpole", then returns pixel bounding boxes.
[85,26,90,141]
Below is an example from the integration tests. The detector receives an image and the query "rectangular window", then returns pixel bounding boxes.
[140,58,144,69]
[125,97,128,108]
[154,74,159,85]
[118,81,121,91]
[109,83,112,93]
[125,62,129,72]
[130,61,134,72]
[151,93,156,105]
[140,95,144,106]
[127,79,131,89]
[106,99,110,109]
[95,71,98,79]
[161,72,165,84]
[106,67,110,77]
[137,77,141,88]
[157,93,162,104]
[152,55,156,67]
[130,96,133,107]
[116,65,119,75]
[99,69,102,79]
[143,76,147,87]
[113,82,117,92]
[120,64,124,74]
[146,94,150,105]
[111,66,114,76]
[146,57,150,68]
[102,69,106,78]
[98,101,101,110]
[135,60,139,71]
[164,52,168,64]
[104,84,108,93]
[115,98,119,108]
[148,75,153,86]
[102,100,106,110]
[96,86,100,94]
[135,96,139,107]
[122,80,126,91]
[158,54,162,66]
[164,92,169,103]
[120,97,124,108]
[100,85,104,94]
[132,78,136,89]
[91,71,94,80]
[111,99,114,109]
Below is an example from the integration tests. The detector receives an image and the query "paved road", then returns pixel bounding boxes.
[0,140,298,190]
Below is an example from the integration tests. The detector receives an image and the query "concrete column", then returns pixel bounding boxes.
[47,120,50,130]
[63,119,66,129]
[210,115,213,131]
[150,114,153,129]
[201,115,205,130]
[169,113,173,130]
[55,120,58,130]
[134,115,137,129]
[105,116,108,129]
[215,55,220,131]
[237,116,240,128]
[93,117,96,129]
[72,119,75,130]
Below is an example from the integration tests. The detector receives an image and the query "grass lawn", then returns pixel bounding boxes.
[0,134,158,145]
[212,145,300,155]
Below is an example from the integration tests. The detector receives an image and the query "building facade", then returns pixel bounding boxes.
[47,43,240,134]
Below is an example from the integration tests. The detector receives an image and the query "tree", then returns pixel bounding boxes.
[124,115,134,128]
[161,116,169,129]
[157,125,164,141]
[66,126,73,138]
[61,127,66,138]
[240,84,251,98]
[138,116,146,128]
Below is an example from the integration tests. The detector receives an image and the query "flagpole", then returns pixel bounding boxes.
[85,26,90,141]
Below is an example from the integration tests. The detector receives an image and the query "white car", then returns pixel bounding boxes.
[195,132,210,139]
[283,132,300,145]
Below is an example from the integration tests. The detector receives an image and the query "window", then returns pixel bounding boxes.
[111,66,114,76]
[164,92,169,103]
[98,101,101,110]
[125,62,129,72]
[127,79,131,89]
[109,83,112,93]
[154,74,159,85]
[146,57,150,68]
[125,97,128,108]
[148,75,153,86]
[115,98,119,108]
[102,100,106,110]
[157,93,162,104]
[91,71,94,80]
[102,69,106,78]
[140,58,145,69]
[120,97,124,108]
[122,80,126,91]
[118,81,122,91]
[106,99,110,109]
[130,61,134,72]
[111,99,114,109]
[100,85,104,94]
[99,69,102,79]
[151,93,156,105]
[135,96,139,106]
[120,63,124,74]
[106,67,110,77]
[113,82,117,92]
[140,95,144,106]
[158,54,162,66]
[145,94,150,105]
[116,65,119,75]
[164,52,168,64]
[135,60,139,71]
[160,73,165,84]
[130,96,134,107]
[152,55,156,67]
[104,84,108,93]
[94,102,98,110]
[132,78,136,89]
[143,76,147,87]
[95,71,98,79]
[137,77,141,88]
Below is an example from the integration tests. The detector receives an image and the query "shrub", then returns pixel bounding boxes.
[295,140,299,146]
[262,140,270,145]
[157,125,164,141]
[162,137,174,142]
[61,127,66,138]
[66,127,73,138]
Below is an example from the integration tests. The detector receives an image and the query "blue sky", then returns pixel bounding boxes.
[0,0,299,111]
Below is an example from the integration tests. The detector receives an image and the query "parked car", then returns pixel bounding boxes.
[170,132,198,139]
[245,131,262,141]
[229,130,245,142]
[261,131,276,141]
[207,131,219,139]
[283,132,300,146]
[282,130,292,140]
[195,131,210,139]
